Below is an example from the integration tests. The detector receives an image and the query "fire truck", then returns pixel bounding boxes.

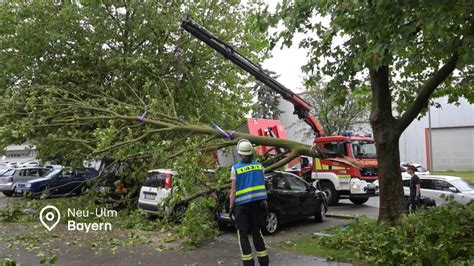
[181,18,379,205]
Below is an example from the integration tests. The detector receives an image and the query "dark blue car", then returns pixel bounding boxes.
[15,168,98,197]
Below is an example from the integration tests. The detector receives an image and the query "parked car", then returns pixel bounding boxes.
[15,168,98,198]
[95,158,129,200]
[402,175,474,206]
[217,171,328,234]
[19,161,40,168]
[0,163,9,175]
[138,169,216,221]
[0,167,51,196]
[6,162,18,169]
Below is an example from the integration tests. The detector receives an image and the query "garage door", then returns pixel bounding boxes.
[431,127,474,171]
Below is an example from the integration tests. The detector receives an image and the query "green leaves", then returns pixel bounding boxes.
[317,202,474,265]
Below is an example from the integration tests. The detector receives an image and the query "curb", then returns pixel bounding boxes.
[326,212,357,220]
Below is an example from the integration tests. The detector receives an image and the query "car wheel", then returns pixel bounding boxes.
[3,191,13,197]
[320,182,340,206]
[349,197,369,205]
[262,211,278,235]
[173,205,187,223]
[315,202,326,222]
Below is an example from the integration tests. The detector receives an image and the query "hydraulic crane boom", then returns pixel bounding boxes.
[180,17,325,137]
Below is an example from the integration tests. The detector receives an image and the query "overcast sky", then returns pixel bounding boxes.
[260,1,308,93]
[261,33,308,93]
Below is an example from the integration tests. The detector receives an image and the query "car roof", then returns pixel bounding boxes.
[402,175,463,181]
[16,167,49,170]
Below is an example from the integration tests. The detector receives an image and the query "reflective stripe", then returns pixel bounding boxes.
[236,185,265,196]
[256,250,268,257]
[241,253,253,260]
[235,191,267,203]
[236,164,263,174]
[237,230,244,256]
[338,174,351,178]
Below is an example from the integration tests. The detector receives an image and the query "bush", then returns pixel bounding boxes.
[176,198,220,250]
[318,201,474,265]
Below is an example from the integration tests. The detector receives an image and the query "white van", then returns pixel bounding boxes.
[138,169,216,220]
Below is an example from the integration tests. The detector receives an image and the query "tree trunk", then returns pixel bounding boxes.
[373,129,404,222]
[369,66,404,223]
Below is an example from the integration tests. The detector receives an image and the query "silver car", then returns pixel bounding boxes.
[403,175,474,206]
[0,167,51,196]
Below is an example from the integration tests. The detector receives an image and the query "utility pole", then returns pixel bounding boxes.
[428,105,434,171]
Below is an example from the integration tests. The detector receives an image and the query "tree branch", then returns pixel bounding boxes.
[398,52,459,132]
[266,150,298,171]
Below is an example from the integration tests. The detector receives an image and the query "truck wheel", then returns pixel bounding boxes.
[320,182,339,206]
[262,211,279,235]
[314,202,326,222]
[350,197,369,205]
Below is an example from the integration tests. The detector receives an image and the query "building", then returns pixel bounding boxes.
[399,96,474,171]
[1,144,38,164]
[278,93,474,172]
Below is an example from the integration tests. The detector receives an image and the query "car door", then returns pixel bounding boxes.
[268,173,298,220]
[432,179,460,205]
[418,179,441,205]
[16,169,29,183]
[284,173,317,217]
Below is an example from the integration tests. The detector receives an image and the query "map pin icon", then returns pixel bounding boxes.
[39,205,61,231]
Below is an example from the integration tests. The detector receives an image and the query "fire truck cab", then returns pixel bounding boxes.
[312,134,379,205]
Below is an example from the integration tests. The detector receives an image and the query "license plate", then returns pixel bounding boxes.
[15,189,24,193]
[144,193,156,200]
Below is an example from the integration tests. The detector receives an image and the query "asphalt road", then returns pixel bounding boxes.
[329,196,380,219]
[0,193,377,265]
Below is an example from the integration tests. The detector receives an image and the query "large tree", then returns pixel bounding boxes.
[0,0,271,195]
[265,1,473,221]
[0,1,266,161]
[0,1,357,201]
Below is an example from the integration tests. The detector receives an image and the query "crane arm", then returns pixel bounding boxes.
[180,17,324,137]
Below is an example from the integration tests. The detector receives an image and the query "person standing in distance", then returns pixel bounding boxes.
[229,139,269,266]
[407,164,421,212]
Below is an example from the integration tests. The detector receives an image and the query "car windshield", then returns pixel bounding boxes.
[2,169,15,176]
[351,141,377,159]
[451,179,474,192]
[416,166,428,172]
[44,169,62,179]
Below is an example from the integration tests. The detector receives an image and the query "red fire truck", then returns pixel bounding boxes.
[181,18,379,205]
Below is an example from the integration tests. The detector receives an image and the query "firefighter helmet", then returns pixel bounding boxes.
[237,139,253,155]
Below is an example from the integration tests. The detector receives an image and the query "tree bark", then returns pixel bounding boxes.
[369,66,404,223]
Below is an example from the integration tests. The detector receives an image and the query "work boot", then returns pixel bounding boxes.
[257,255,269,266]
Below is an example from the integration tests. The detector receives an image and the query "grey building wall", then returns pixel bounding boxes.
[1,144,38,164]
[399,96,474,171]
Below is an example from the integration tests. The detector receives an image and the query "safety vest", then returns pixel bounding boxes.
[233,161,267,206]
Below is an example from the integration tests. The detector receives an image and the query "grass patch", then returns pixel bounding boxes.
[277,236,357,263]
[432,171,474,181]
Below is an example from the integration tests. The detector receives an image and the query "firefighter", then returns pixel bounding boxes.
[229,139,269,266]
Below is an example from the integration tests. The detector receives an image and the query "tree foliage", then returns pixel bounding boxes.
[300,83,369,137]
[0,0,266,167]
[252,69,282,119]
[263,0,473,221]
